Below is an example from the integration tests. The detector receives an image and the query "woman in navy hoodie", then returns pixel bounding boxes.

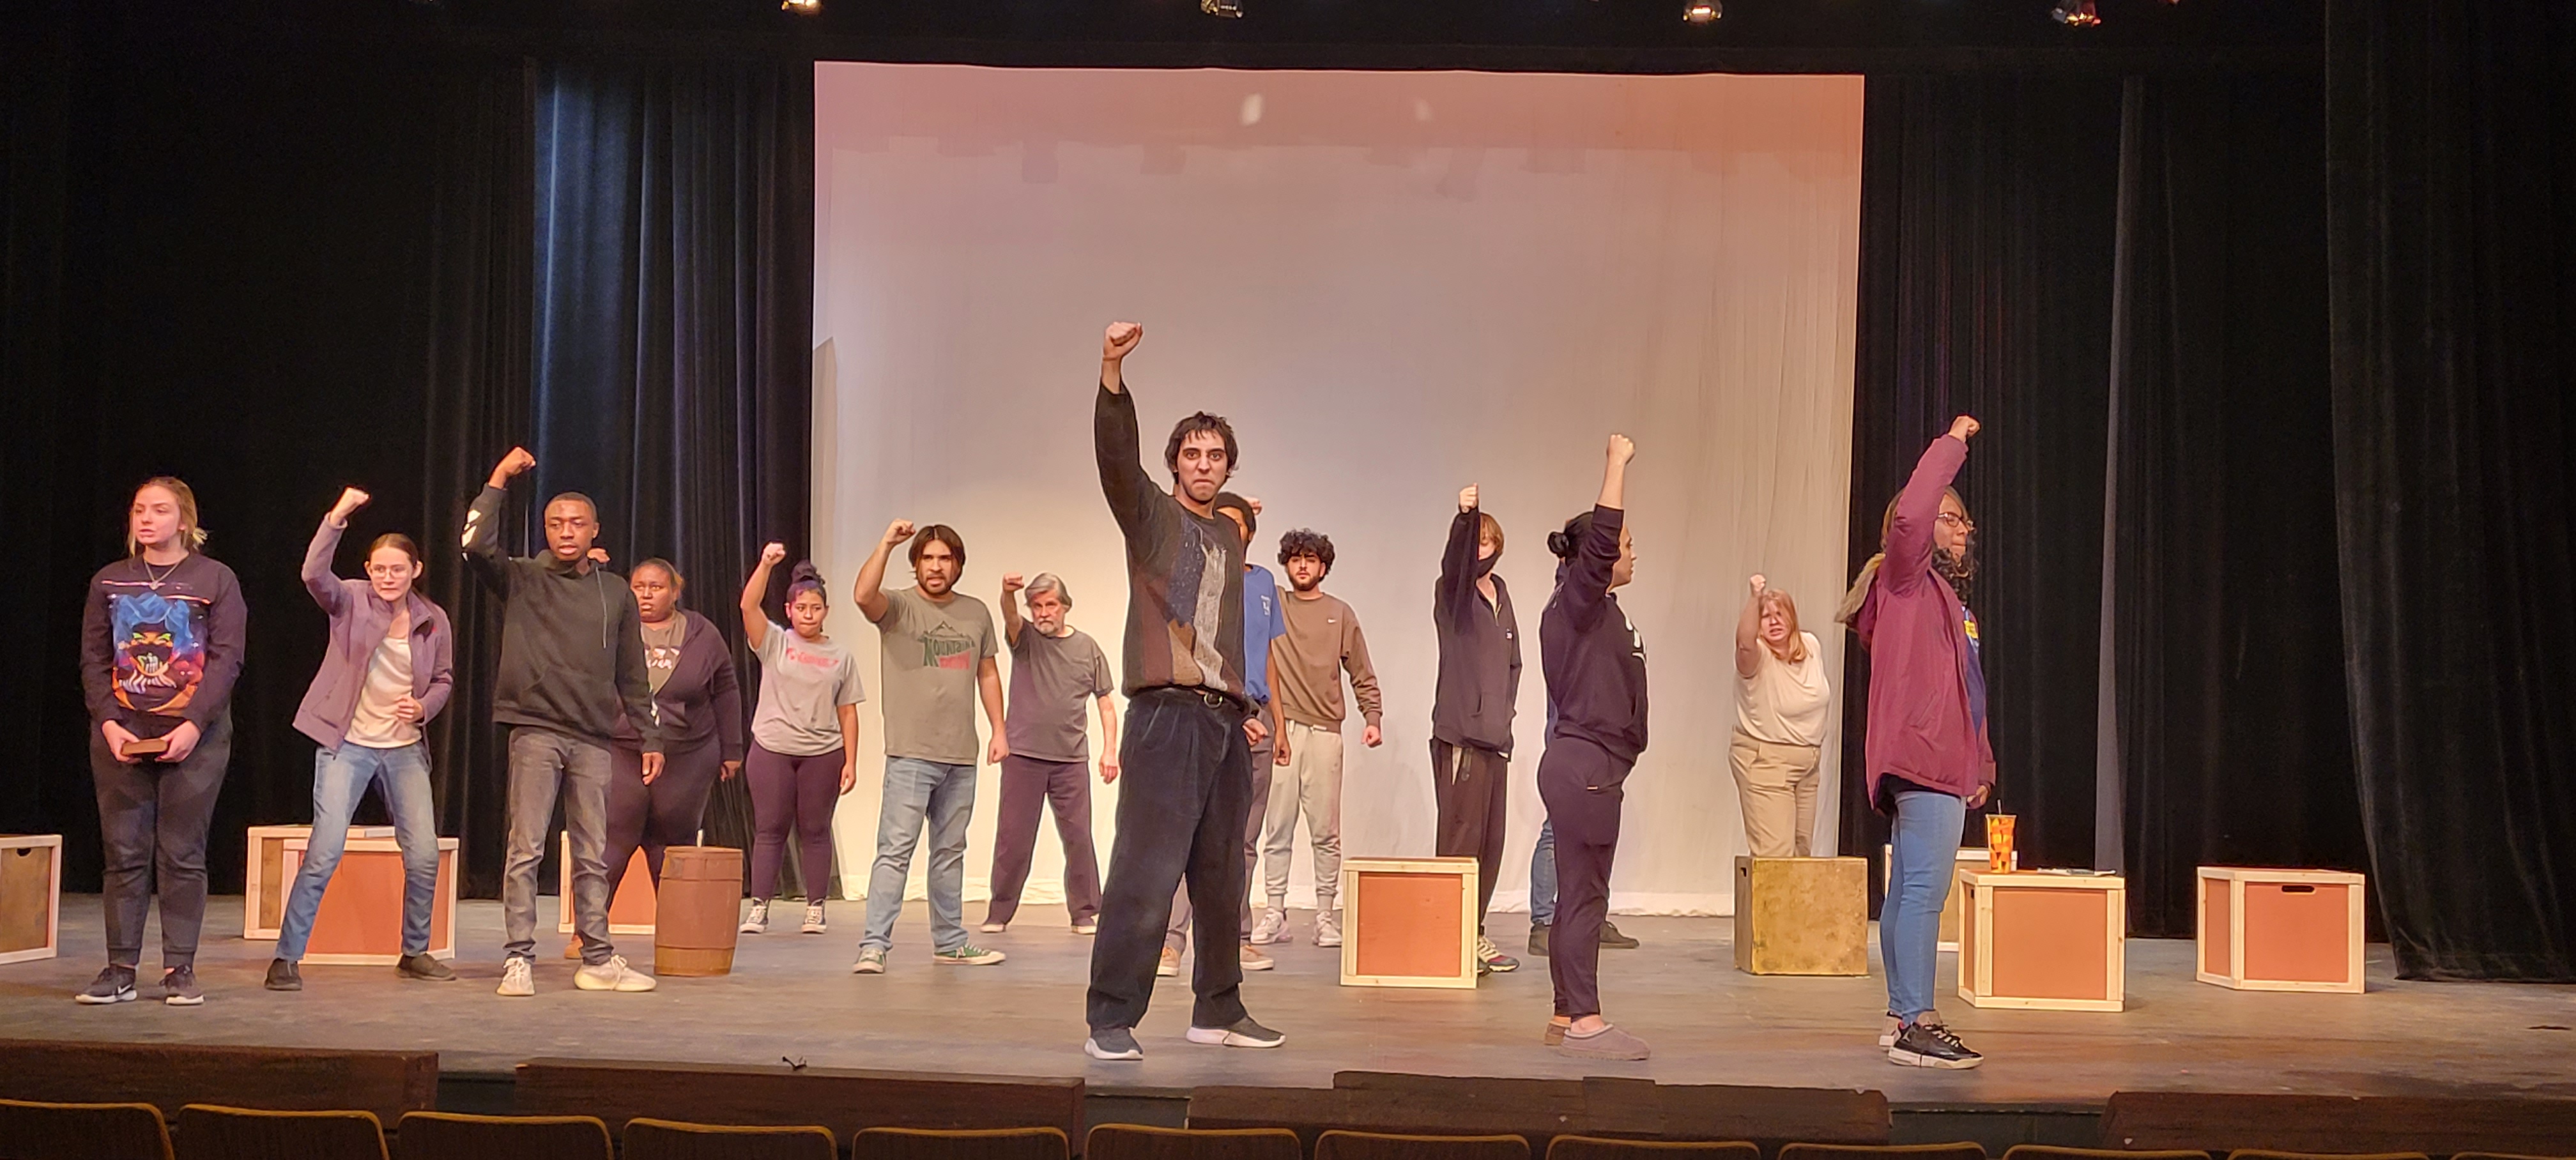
[269,487,456,993]
[606,559,746,901]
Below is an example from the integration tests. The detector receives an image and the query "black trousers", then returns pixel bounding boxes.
[90,715,233,969]
[606,738,724,897]
[1087,688,1254,1032]
[1538,736,1628,1019]
[1431,738,1510,933]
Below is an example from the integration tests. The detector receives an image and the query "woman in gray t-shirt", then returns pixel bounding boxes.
[737,544,867,936]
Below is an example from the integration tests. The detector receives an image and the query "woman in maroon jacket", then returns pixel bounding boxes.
[1844,415,1994,1070]
[606,560,746,900]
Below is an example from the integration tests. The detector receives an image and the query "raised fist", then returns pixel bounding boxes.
[1002,572,1025,593]
[1749,574,1767,595]
[761,542,788,565]
[1459,485,1478,513]
[331,487,371,521]
[1103,321,1144,360]
[1949,415,1981,442]
[1606,434,1636,465]
[495,446,536,478]
[884,519,916,547]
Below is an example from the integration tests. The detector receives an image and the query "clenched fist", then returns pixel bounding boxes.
[1459,484,1478,513]
[1103,321,1144,360]
[883,519,916,547]
[1606,434,1636,466]
[761,542,788,566]
[330,487,371,523]
[1949,415,1981,442]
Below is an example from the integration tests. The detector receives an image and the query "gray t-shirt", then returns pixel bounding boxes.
[751,622,865,757]
[875,587,999,765]
[1004,624,1116,763]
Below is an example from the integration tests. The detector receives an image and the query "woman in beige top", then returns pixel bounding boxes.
[1731,574,1832,857]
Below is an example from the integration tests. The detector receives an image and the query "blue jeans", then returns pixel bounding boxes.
[1882,788,1967,1022]
[861,757,976,954]
[1529,819,1556,926]
[277,742,440,961]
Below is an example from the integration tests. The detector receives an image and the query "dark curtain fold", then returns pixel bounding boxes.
[1841,75,2120,903]
[527,59,816,894]
[2324,0,2576,979]
[2108,71,2366,938]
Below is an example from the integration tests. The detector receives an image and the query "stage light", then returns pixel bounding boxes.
[1202,0,1244,16]
[781,0,819,11]
[1683,0,1721,22]
[2051,0,2099,26]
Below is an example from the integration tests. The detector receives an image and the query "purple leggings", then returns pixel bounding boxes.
[748,743,845,901]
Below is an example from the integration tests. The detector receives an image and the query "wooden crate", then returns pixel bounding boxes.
[559,836,656,935]
[2196,866,2366,993]
[1733,856,1867,975]
[243,825,394,940]
[280,834,458,965]
[1956,869,2126,1011]
[1882,846,1987,950]
[0,835,63,965]
[1338,857,1478,989]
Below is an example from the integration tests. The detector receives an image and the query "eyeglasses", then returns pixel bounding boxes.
[1935,512,1975,531]
[365,564,414,577]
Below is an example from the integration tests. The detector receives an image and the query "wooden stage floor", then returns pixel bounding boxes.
[3,895,2571,1108]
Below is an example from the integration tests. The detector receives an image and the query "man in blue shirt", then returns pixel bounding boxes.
[1162,492,1286,977]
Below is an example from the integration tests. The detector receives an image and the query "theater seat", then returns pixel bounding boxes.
[0,1097,174,1160]
[174,1104,388,1160]
[850,1126,1071,1160]
[393,1111,614,1160]
[1086,1124,1304,1160]
[1548,1138,1763,1160]
[1316,1129,1532,1160]
[622,1117,839,1160]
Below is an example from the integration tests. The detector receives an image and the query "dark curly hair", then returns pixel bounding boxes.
[1277,529,1335,574]
[1164,412,1239,481]
[1213,491,1257,538]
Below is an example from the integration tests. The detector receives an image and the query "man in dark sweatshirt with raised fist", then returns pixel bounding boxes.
[464,446,663,997]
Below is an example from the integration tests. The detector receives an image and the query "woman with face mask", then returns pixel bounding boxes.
[268,487,455,993]
[601,558,746,921]
[79,477,247,1007]
[737,544,866,936]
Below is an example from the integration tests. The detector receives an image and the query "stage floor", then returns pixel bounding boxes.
[3,895,2571,1106]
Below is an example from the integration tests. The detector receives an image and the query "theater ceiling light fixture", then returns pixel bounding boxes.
[2052,0,2100,26]
[1683,0,1721,22]
[781,0,819,11]
[1202,0,1244,16]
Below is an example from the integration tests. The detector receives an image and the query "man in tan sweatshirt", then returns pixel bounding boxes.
[1250,529,1384,948]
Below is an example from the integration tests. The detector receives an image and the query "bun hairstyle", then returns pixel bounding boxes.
[1547,511,1597,561]
[786,561,828,604]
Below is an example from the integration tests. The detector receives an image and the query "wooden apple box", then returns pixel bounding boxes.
[2196,867,2366,993]
[560,836,656,935]
[245,825,395,939]
[1956,869,2127,1011]
[1338,857,1478,989]
[0,835,64,965]
[280,834,459,965]
[1734,855,1868,975]
[1884,846,1988,951]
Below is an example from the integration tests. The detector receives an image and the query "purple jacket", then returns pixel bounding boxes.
[1851,435,1995,811]
[611,609,746,759]
[293,517,455,750]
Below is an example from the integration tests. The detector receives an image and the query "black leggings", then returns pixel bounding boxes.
[747,743,844,901]
[1538,736,1629,1019]
[607,739,724,897]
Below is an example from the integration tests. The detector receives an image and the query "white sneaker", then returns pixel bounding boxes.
[1314,909,1343,948]
[1247,909,1287,945]
[496,957,535,998]
[801,904,827,934]
[572,954,657,993]
[852,947,887,974]
[1239,943,1274,972]
[1879,1014,1903,1048]
[740,900,769,935]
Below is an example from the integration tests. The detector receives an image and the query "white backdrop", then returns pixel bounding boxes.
[811,64,1862,917]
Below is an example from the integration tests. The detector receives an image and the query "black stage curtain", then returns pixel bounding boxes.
[2106,72,2368,938]
[1841,75,2122,904]
[2324,0,2576,979]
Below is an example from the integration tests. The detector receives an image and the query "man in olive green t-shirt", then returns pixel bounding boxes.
[851,519,1008,972]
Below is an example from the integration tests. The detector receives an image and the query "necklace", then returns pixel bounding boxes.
[141,557,180,590]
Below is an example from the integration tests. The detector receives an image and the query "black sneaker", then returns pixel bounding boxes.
[1527,924,1551,958]
[75,965,137,1005]
[161,965,205,1007]
[1600,921,1640,950]
[397,954,457,981]
[265,959,302,991]
[1085,1026,1144,1061]
[1186,1017,1285,1049]
[1887,1021,1983,1069]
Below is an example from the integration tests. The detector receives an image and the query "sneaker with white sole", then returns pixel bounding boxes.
[740,899,770,935]
[852,947,887,974]
[160,965,205,1007]
[1887,1021,1983,1069]
[76,965,138,1005]
[801,904,827,935]
[496,956,535,997]
[1247,909,1287,945]
[1878,1012,1903,1048]
[1239,943,1274,972]
[1314,909,1343,947]
[1071,921,1097,935]
[1085,1026,1144,1061]
[572,954,658,993]
[933,944,1006,966]
[1478,936,1521,974]
[1186,1017,1285,1049]
[1156,947,1180,977]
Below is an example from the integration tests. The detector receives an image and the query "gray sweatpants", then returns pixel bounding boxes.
[502,726,616,966]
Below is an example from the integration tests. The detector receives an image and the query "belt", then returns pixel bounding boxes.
[1139,685,1249,716]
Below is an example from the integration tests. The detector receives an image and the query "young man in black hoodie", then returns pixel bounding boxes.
[464,446,664,997]
[1432,484,1522,975]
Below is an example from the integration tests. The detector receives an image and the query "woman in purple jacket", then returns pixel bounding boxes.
[1844,415,1994,1069]
[268,487,456,993]
[1537,434,1651,1062]
[606,560,746,901]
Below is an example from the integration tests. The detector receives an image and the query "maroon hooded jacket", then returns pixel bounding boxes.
[1851,434,1995,811]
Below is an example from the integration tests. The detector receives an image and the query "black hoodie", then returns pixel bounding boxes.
[462,485,663,751]
[1430,503,1522,754]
